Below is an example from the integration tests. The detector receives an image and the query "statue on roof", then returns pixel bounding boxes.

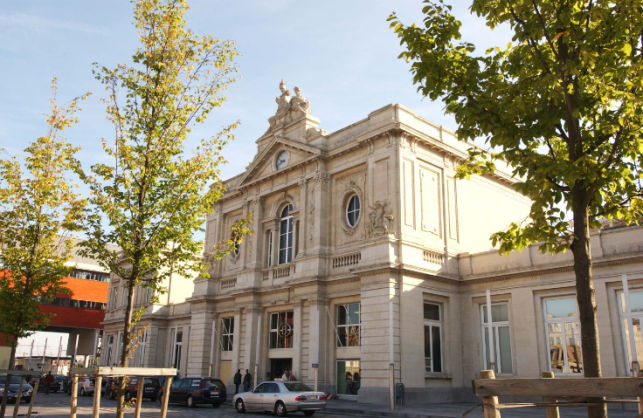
[290,86,310,114]
[275,80,291,114]
[267,81,312,132]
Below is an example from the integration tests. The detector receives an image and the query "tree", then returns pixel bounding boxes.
[79,1,246,416]
[0,80,87,417]
[390,1,641,417]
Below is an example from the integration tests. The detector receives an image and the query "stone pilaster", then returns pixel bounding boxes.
[187,303,216,376]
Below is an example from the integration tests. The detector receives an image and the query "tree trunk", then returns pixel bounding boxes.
[116,281,136,418]
[0,342,17,418]
[570,188,606,418]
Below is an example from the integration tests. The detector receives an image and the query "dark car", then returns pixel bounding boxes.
[0,375,34,403]
[124,377,161,401]
[160,377,226,407]
[39,374,64,392]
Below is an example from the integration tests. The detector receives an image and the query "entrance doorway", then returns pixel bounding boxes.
[337,359,360,395]
[269,358,292,380]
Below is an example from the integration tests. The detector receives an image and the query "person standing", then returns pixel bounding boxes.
[233,369,242,394]
[242,369,252,392]
[44,371,54,395]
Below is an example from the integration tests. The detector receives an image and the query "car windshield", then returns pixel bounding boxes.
[284,382,312,392]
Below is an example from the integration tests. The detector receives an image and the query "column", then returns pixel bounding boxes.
[187,304,215,376]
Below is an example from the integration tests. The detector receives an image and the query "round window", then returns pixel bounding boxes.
[346,194,360,227]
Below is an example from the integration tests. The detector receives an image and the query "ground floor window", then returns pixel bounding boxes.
[544,297,582,374]
[172,330,183,369]
[619,289,643,374]
[424,302,442,372]
[221,317,234,351]
[480,303,513,374]
[336,360,360,395]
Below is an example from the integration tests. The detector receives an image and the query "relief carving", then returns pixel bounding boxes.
[367,200,394,237]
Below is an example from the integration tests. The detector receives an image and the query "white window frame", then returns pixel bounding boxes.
[269,311,294,349]
[278,204,294,265]
[423,302,443,373]
[543,296,582,374]
[172,330,183,370]
[135,329,147,366]
[220,317,234,352]
[480,303,513,374]
[336,303,361,347]
[618,289,643,376]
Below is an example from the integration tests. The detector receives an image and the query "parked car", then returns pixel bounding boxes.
[159,377,226,407]
[39,374,64,392]
[124,377,162,401]
[0,375,34,403]
[233,381,326,416]
[78,378,95,396]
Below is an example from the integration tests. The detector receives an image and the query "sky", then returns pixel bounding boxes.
[0,0,512,180]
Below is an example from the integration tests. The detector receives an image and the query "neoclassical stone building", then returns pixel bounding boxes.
[102,83,643,406]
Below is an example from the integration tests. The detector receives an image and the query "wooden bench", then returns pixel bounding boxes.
[472,370,643,418]
[70,366,176,418]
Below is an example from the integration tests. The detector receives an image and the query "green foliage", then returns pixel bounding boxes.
[389,0,642,253]
[0,79,88,349]
[79,0,246,372]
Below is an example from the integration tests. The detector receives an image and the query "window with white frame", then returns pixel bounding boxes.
[266,230,273,267]
[336,303,360,347]
[480,303,513,374]
[278,204,294,264]
[105,335,113,366]
[544,297,582,374]
[345,194,360,227]
[618,289,643,375]
[220,317,234,351]
[424,302,442,373]
[269,311,294,349]
[172,330,183,369]
[135,329,147,366]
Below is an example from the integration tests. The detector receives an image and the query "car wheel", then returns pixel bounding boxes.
[186,395,194,408]
[275,401,287,417]
[304,412,315,417]
[235,398,245,413]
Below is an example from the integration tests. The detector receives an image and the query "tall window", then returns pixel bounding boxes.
[172,331,183,369]
[135,330,147,366]
[424,303,442,373]
[269,311,294,349]
[619,289,643,375]
[266,230,273,267]
[278,204,294,264]
[544,297,582,374]
[480,303,513,374]
[221,317,234,351]
[336,303,361,347]
[110,288,118,310]
[105,335,113,366]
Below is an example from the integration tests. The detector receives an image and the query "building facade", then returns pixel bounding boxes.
[101,83,643,406]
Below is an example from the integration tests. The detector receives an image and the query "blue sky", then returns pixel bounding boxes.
[0,0,510,179]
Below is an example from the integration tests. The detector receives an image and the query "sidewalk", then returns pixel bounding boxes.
[323,398,639,417]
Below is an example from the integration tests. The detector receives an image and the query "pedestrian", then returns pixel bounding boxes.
[44,371,54,395]
[242,369,252,392]
[233,369,242,394]
[281,369,289,381]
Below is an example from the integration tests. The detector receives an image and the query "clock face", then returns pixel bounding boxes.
[275,151,288,169]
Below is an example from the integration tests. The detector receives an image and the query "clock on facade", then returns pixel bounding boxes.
[275,150,288,169]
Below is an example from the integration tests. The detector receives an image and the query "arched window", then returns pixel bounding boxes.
[279,204,294,264]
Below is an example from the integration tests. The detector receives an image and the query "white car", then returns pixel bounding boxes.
[233,381,326,416]
[78,378,95,396]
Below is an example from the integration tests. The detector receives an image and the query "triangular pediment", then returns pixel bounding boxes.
[237,136,322,187]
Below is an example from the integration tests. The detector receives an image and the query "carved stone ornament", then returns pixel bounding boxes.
[367,200,394,237]
[267,80,311,132]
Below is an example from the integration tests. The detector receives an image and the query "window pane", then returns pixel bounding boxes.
[482,328,491,368]
[337,305,347,325]
[498,326,512,373]
[349,304,360,324]
[348,325,360,346]
[424,325,431,371]
[424,303,440,320]
[491,304,509,322]
[548,322,564,372]
[629,291,643,313]
[431,326,442,372]
[545,298,577,319]
[337,327,347,347]
[565,322,582,373]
